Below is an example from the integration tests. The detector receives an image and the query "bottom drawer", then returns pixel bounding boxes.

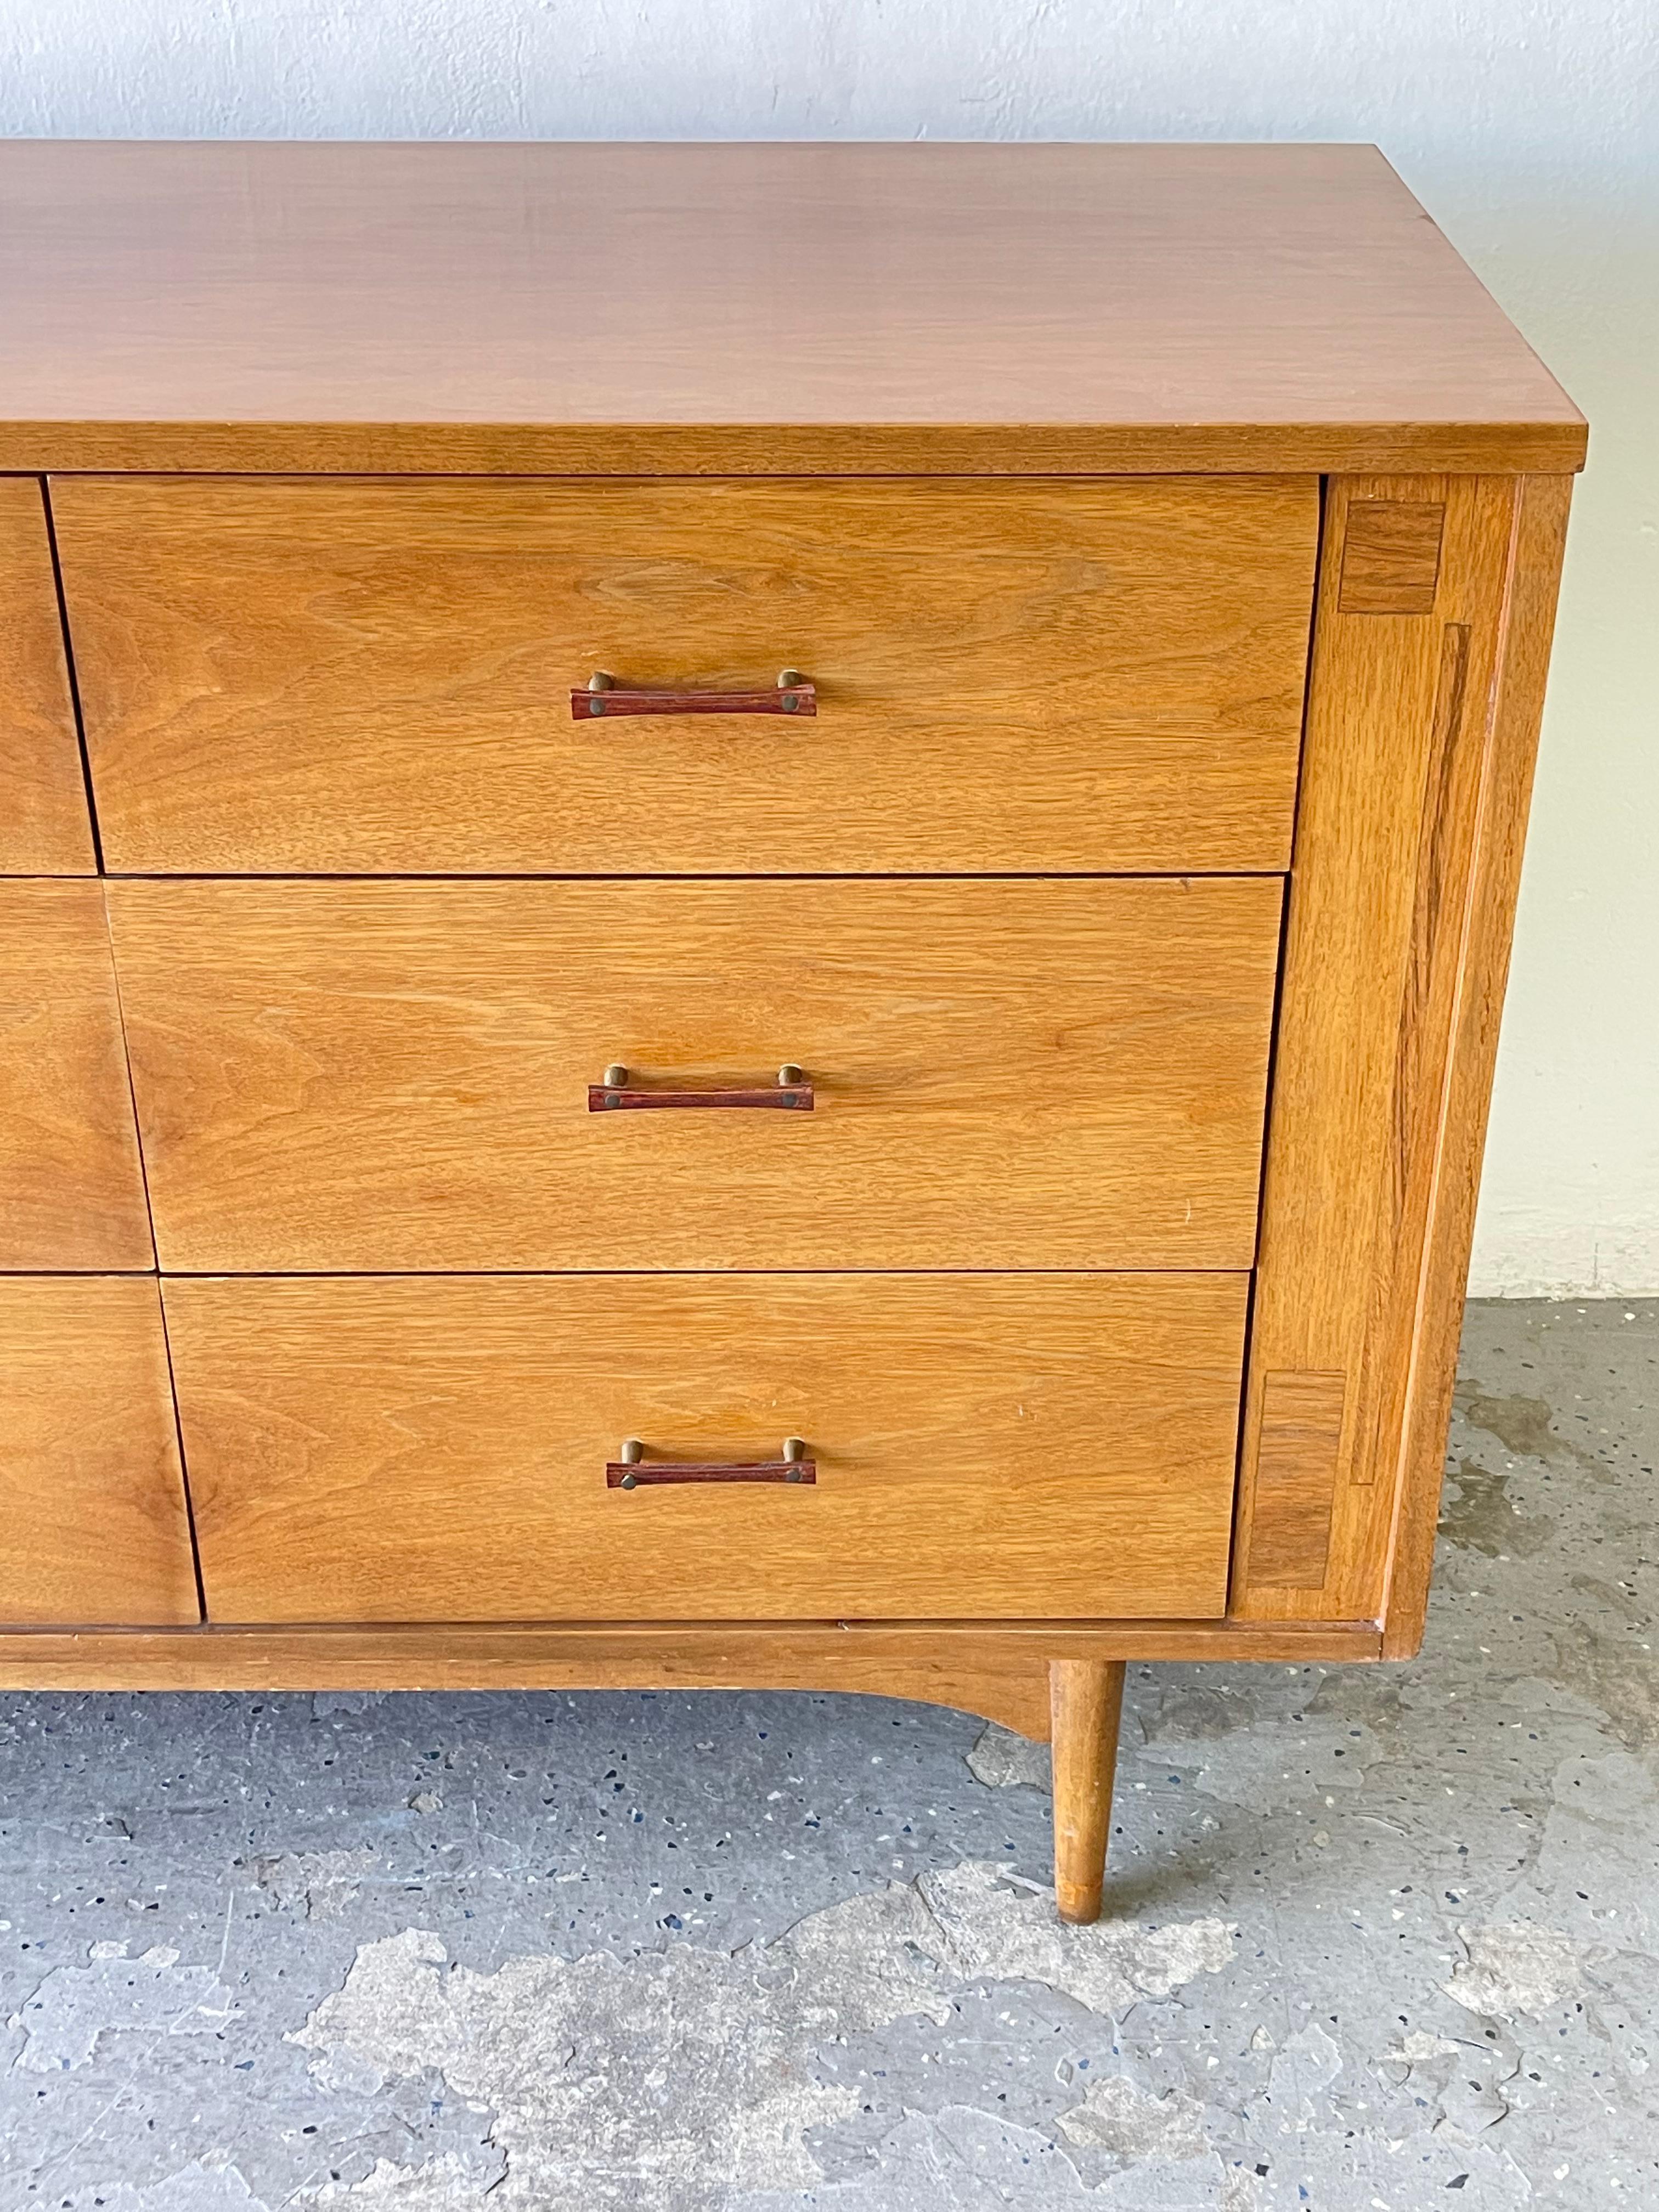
[164,1274,1248,1623]
[0,1276,198,1626]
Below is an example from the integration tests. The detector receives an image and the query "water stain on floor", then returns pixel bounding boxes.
[1455,1383,1616,1481]
[1438,1458,1556,1558]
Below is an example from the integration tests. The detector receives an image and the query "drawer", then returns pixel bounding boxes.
[0,879,153,1268]
[0,477,93,874]
[55,475,1318,875]
[108,876,1282,1271]
[164,1272,1248,1623]
[0,1277,197,1626]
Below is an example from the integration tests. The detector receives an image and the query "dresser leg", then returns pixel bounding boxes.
[1049,1657,1126,1925]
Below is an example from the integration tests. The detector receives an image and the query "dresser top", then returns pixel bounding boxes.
[0,140,1583,476]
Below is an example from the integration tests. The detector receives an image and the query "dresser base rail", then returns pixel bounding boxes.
[0,1618,1384,1736]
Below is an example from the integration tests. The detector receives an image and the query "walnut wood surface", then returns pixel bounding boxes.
[0,1620,1385,1729]
[1233,474,1572,1628]
[1337,499,1446,614]
[0,143,1583,473]
[0,879,153,1268]
[106,876,1280,1273]
[1242,1371,1347,1589]
[163,1273,1246,1624]
[0,476,92,873]
[1050,1660,1126,1923]
[56,475,1316,876]
[0,1276,198,1626]
[1380,475,1575,1655]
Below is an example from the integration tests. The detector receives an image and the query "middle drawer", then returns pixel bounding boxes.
[107,876,1282,1272]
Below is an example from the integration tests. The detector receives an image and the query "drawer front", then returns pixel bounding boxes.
[0,477,94,874]
[56,475,1318,875]
[0,1277,198,1626]
[108,876,1281,1272]
[0,880,153,1268]
[165,1273,1247,1623]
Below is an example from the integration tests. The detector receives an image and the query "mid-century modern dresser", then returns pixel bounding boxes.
[0,142,1584,1921]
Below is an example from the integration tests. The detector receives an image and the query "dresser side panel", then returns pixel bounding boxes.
[1378,474,1574,1654]
[1233,472,1570,1625]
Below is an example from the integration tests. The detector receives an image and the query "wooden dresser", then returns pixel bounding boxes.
[0,142,1584,1921]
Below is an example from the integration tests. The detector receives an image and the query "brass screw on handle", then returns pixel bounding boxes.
[604,1064,629,1089]
[777,1064,804,1088]
[783,1435,806,1483]
[588,670,614,716]
[619,1436,644,1489]
[778,669,805,714]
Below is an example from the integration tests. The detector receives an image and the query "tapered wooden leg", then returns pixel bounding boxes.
[1049,1657,1126,1925]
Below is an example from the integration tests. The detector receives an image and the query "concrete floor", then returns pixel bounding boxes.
[3,1299,1657,2210]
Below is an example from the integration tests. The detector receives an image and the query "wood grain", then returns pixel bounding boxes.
[0,476,92,873]
[1233,474,1572,1625]
[106,876,1282,1273]
[57,475,1317,876]
[0,879,153,1268]
[162,1272,1248,1625]
[1050,1659,1126,1923]
[0,1620,1386,1725]
[0,143,1583,474]
[1240,1371,1347,1589]
[0,1276,197,1626]
[1380,476,1575,1656]
[1338,500,1446,614]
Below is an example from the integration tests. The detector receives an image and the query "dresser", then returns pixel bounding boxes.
[0,142,1584,1922]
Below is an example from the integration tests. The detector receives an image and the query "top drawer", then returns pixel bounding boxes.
[53,476,1317,876]
[0,476,94,874]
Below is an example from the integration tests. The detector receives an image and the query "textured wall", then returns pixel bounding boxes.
[1,0,1653,1292]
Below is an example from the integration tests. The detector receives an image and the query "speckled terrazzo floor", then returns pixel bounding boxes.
[3,1299,1657,2210]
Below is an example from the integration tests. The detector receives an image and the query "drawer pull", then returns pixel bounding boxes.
[589,1063,814,1111]
[573,669,816,718]
[609,1436,816,1489]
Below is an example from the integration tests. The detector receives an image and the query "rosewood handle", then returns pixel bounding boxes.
[608,1437,816,1489]
[589,1063,813,1112]
[572,669,816,719]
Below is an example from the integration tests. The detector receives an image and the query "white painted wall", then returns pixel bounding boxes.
[2,0,1654,1294]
